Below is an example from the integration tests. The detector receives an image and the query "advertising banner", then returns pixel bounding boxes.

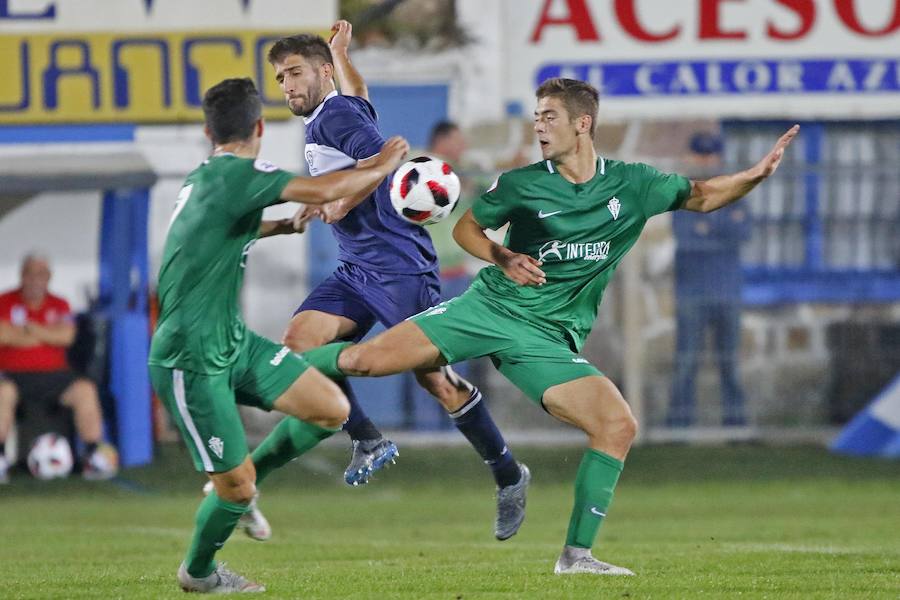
[0,0,335,123]
[503,0,899,118]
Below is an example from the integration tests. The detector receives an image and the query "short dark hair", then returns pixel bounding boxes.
[428,120,459,148]
[201,78,262,145]
[267,34,333,66]
[535,78,599,137]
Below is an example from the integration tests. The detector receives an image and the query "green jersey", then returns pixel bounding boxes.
[471,157,691,351]
[149,154,294,373]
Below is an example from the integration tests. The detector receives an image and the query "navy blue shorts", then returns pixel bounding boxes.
[296,262,442,342]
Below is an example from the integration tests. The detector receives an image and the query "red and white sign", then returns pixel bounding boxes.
[503,0,900,118]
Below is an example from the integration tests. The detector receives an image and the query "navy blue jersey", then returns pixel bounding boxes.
[303,91,437,274]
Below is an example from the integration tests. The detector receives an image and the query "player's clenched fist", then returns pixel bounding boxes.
[376,136,410,171]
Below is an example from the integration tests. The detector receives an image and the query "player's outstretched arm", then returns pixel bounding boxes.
[318,155,383,224]
[682,124,799,213]
[330,20,368,100]
[453,209,546,286]
[280,136,408,205]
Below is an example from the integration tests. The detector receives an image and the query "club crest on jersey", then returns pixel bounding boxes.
[208,436,224,460]
[608,197,621,220]
[537,240,611,263]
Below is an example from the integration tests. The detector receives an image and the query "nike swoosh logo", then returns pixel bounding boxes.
[538,210,562,219]
[589,507,606,517]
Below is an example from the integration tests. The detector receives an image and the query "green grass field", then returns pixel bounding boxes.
[1,443,898,599]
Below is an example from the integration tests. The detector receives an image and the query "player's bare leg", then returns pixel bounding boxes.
[284,310,398,485]
[203,367,349,542]
[184,339,351,585]
[543,376,636,575]
[252,366,350,486]
[342,322,528,539]
[339,321,446,376]
[282,310,358,353]
[416,366,529,539]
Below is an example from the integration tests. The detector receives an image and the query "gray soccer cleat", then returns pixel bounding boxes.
[343,438,398,486]
[202,481,271,541]
[553,546,635,576]
[177,562,265,593]
[495,463,530,540]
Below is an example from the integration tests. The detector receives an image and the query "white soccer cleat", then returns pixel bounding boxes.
[0,455,9,485]
[202,481,272,541]
[553,546,635,576]
[177,562,265,593]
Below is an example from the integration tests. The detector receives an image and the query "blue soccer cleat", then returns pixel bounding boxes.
[344,438,399,486]
[495,462,531,540]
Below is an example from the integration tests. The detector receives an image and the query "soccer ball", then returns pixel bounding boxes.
[27,433,74,480]
[390,156,461,225]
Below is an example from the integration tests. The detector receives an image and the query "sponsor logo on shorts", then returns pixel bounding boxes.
[208,436,224,459]
[424,305,448,316]
[572,357,589,364]
[270,346,291,366]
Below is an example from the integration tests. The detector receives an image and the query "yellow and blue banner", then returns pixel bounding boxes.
[0,30,312,123]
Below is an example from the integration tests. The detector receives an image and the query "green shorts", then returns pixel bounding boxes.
[149,330,310,473]
[410,288,603,404]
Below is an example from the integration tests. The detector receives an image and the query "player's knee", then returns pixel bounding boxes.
[416,371,462,409]
[325,389,350,429]
[214,475,256,505]
[617,412,638,444]
[601,410,637,450]
[222,481,256,505]
[282,327,317,353]
[582,402,637,449]
[415,371,443,395]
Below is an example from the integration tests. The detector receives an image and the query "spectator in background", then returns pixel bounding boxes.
[667,132,750,428]
[427,120,473,298]
[0,253,118,482]
[429,121,467,166]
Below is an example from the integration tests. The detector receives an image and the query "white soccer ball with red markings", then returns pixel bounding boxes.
[27,433,74,480]
[390,156,461,225]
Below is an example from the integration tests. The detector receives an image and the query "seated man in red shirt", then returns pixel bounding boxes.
[0,254,118,483]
